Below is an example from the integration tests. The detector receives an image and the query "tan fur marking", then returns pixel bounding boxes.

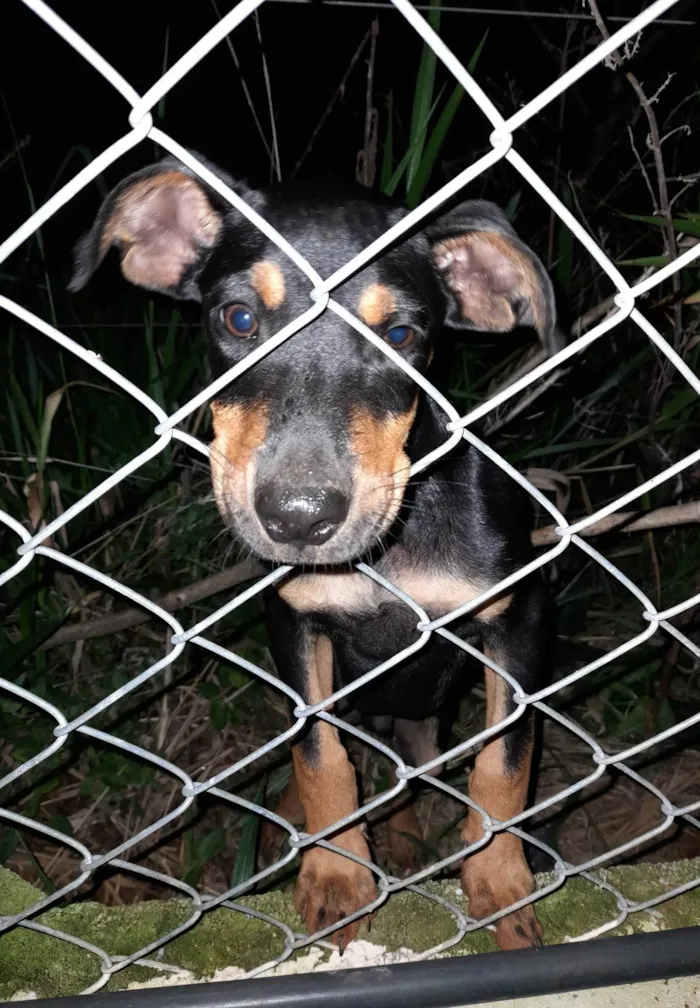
[294,637,357,833]
[209,401,268,518]
[339,400,419,546]
[279,565,511,622]
[390,569,513,623]
[464,652,532,838]
[272,772,304,825]
[292,635,376,945]
[357,283,397,327]
[280,571,371,613]
[435,231,544,338]
[250,260,286,310]
[259,771,305,863]
[350,407,416,477]
[461,646,540,950]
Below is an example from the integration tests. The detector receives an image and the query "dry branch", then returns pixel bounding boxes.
[532,500,700,546]
[38,502,700,651]
[40,557,264,650]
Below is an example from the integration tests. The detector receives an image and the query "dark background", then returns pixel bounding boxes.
[3,0,698,274]
[2,0,700,930]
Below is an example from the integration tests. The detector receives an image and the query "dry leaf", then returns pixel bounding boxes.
[525,467,571,513]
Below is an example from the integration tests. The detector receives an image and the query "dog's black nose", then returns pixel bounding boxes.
[255,487,348,545]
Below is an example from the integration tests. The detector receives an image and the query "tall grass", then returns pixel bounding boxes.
[2,7,700,896]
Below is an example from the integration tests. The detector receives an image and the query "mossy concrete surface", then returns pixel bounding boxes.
[1,859,700,1000]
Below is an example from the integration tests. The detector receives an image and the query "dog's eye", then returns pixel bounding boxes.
[222,304,258,338]
[384,326,415,349]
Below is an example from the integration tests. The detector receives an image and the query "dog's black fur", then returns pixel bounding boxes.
[70,153,557,952]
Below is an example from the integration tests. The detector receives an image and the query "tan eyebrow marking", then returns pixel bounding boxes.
[357,283,396,327]
[250,260,286,310]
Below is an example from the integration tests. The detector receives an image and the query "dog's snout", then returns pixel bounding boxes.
[255,486,348,546]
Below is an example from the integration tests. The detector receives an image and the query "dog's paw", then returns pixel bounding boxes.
[295,847,377,950]
[462,853,542,951]
[493,906,543,950]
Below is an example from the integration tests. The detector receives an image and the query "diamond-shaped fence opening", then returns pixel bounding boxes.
[2,0,700,998]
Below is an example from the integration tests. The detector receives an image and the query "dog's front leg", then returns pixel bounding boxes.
[461,586,550,951]
[266,596,376,947]
[292,642,377,947]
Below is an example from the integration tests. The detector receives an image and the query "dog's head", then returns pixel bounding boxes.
[69,154,558,565]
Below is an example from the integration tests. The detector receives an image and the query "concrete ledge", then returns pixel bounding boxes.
[471,976,700,1008]
[1,859,700,1000]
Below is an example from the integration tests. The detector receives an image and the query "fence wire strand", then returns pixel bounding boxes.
[1,0,700,995]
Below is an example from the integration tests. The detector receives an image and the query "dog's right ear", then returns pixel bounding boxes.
[68,155,257,302]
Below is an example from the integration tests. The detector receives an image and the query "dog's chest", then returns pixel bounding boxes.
[278,555,502,623]
[277,555,500,714]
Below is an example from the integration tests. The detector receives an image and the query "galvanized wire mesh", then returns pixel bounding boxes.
[2,0,700,995]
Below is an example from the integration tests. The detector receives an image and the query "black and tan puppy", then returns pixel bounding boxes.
[70,153,558,951]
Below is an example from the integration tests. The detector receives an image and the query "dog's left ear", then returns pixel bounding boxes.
[426,199,561,354]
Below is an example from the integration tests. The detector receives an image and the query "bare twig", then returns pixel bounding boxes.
[532,500,700,546]
[570,268,656,339]
[356,19,379,188]
[0,134,30,171]
[291,26,373,179]
[253,9,282,182]
[587,0,683,345]
[40,558,265,650]
[211,0,276,174]
[485,366,569,434]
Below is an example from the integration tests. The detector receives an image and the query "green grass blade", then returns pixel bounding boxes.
[8,372,39,449]
[157,27,171,122]
[407,83,463,208]
[144,302,165,410]
[36,388,64,473]
[406,0,441,192]
[383,88,444,198]
[504,190,522,222]
[617,255,671,267]
[621,212,700,237]
[46,146,106,199]
[231,783,264,887]
[406,28,487,207]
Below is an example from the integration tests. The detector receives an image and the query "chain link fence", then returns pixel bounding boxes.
[2,0,700,997]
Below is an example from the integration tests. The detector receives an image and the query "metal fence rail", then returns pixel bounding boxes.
[2,0,700,997]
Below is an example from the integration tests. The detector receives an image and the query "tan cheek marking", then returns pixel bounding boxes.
[250,260,286,310]
[279,571,373,613]
[357,283,397,327]
[348,401,418,532]
[209,401,268,512]
[392,568,512,623]
[350,405,417,476]
[210,401,268,467]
